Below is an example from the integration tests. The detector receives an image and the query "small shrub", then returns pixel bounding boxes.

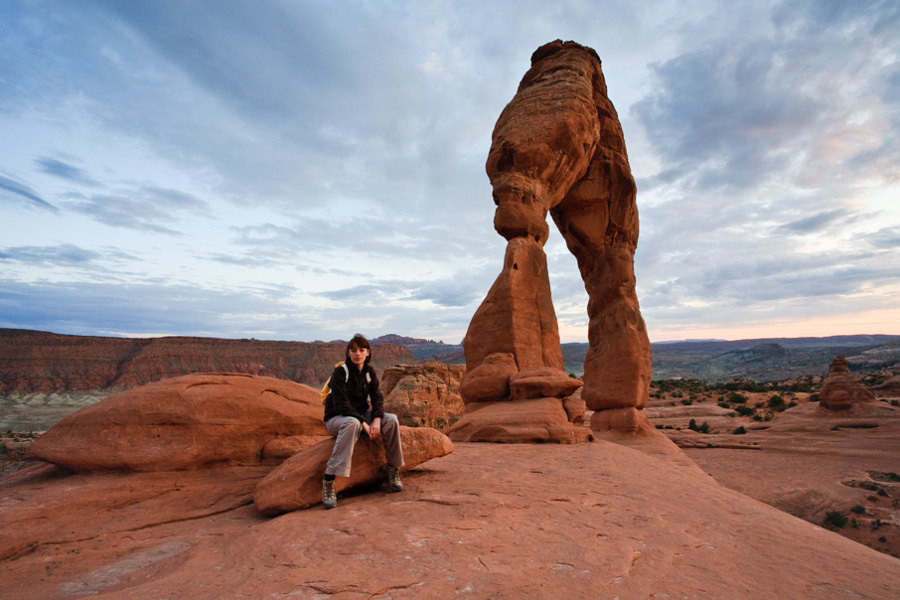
[809,393,820,402]
[718,401,730,409]
[850,505,866,514]
[872,519,883,530]
[824,511,848,529]
[892,399,899,407]
[698,421,710,434]
[868,495,879,502]
[681,399,693,405]
[767,395,786,411]
[754,401,765,409]
[733,426,747,435]
[728,391,748,404]
[736,405,756,417]
[879,536,887,543]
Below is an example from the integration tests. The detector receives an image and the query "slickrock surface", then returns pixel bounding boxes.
[819,355,878,410]
[2,432,899,599]
[654,399,900,558]
[27,373,326,472]
[381,362,466,429]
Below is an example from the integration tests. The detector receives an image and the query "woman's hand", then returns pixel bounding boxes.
[368,417,382,439]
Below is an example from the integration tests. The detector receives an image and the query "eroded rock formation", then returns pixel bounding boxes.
[381,362,466,430]
[452,40,651,440]
[819,356,877,411]
[27,373,326,471]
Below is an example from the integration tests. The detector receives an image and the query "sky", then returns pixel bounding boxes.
[1,0,899,345]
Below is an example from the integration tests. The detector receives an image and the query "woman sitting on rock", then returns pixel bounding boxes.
[322,333,404,509]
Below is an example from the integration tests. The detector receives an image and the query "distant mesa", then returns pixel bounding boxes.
[450,40,651,442]
[818,356,877,411]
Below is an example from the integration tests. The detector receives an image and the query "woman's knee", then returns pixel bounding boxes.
[341,418,362,435]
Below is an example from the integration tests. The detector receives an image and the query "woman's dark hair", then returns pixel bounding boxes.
[346,333,372,366]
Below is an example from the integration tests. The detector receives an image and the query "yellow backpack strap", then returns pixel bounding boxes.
[321,361,347,404]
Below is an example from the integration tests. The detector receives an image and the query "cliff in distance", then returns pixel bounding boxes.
[0,329,412,393]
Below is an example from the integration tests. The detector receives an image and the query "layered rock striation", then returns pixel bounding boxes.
[0,328,412,393]
[381,362,466,430]
[451,40,651,441]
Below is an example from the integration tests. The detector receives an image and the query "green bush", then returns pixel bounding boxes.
[809,393,820,402]
[767,395,786,410]
[851,505,866,514]
[823,511,848,529]
[728,391,748,404]
[735,405,756,417]
[733,426,747,435]
[879,536,887,543]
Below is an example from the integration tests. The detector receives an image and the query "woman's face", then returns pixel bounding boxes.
[348,344,369,368]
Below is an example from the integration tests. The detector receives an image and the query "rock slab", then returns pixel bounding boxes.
[27,373,326,471]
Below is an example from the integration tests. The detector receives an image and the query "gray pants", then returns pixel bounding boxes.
[324,413,404,478]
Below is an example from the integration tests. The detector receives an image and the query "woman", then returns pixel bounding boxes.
[322,333,404,509]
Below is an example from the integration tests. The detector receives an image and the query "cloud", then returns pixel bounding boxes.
[63,185,210,235]
[0,244,103,266]
[0,175,60,213]
[34,157,99,186]
[632,0,900,199]
[777,209,848,233]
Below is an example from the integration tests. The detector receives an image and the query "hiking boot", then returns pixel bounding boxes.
[384,464,403,493]
[323,478,337,509]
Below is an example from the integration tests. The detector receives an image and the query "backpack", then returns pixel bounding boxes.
[321,361,371,405]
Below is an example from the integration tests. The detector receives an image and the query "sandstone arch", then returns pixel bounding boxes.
[448,40,651,440]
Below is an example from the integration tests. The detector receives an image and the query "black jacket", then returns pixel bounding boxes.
[323,362,385,423]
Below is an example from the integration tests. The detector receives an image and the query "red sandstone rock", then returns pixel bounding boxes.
[509,367,582,400]
[457,40,651,438]
[380,362,466,429]
[458,352,517,403]
[819,356,877,411]
[262,434,332,460]
[253,426,454,515]
[562,395,586,424]
[445,397,593,443]
[27,373,327,471]
[461,237,565,376]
